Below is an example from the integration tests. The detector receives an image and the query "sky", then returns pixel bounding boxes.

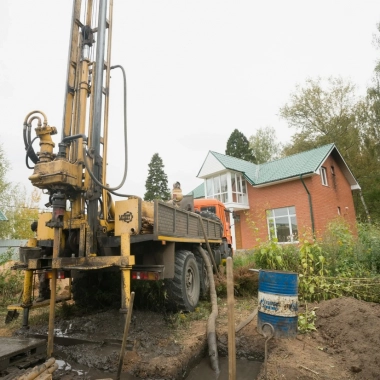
[0,0,379,208]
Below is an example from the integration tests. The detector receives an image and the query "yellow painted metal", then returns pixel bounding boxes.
[115,199,141,236]
[121,269,131,312]
[21,270,33,307]
[121,233,131,258]
[78,222,86,257]
[34,124,57,163]
[47,227,62,358]
[27,238,37,247]
[28,160,83,189]
[51,255,135,270]
[157,235,223,244]
[36,213,54,240]
[120,233,134,312]
[99,219,115,231]
[62,0,81,144]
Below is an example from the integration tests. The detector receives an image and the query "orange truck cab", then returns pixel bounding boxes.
[193,198,233,258]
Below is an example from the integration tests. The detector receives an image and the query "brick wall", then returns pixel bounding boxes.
[237,154,357,249]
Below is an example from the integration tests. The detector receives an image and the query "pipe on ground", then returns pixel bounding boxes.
[197,246,220,376]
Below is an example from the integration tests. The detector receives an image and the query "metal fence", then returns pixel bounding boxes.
[0,240,28,261]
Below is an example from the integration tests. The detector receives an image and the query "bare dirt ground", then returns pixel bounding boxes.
[2,295,379,380]
[262,297,380,380]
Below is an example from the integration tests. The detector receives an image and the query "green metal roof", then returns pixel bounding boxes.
[0,210,8,221]
[210,143,335,186]
[189,182,205,199]
[191,143,363,197]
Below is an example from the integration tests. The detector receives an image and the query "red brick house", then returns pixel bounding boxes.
[191,144,360,250]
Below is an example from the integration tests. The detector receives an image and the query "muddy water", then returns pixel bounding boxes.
[53,356,261,380]
[186,357,262,380]
[29,332,262,379]
[54,355,261,380]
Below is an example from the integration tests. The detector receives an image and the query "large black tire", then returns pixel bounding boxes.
[165,250,200,312]
[196,254,210,299]
[72,269,121,310]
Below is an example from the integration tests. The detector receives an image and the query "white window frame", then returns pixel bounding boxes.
[320,166,328,186]
[205,173,229,203]
[266,206,298,243]
[231,173,247,204]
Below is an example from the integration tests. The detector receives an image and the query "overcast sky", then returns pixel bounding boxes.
[0,0,379,207]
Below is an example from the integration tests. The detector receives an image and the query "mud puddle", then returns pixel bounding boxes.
[186,357,262,380]
[28,334,261,379]
[54,353,261,380]
[54,352,140,380]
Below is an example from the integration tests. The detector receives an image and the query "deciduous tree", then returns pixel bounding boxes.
[279,77,380,221]
[279,77,360,162]
[249,126,283,164]
[0,143,40,239]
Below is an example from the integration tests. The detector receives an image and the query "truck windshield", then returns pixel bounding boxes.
[201,206,216,214]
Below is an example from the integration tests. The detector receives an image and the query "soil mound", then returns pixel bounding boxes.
[261,297,380,380]
[315,296,380,379]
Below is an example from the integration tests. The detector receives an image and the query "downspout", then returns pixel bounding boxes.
[300,174,315,236]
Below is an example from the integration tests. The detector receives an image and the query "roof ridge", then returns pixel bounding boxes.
[210,151,258,166]
[261,143,335,165]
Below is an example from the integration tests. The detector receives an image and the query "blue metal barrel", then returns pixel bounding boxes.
[257,270,298,338]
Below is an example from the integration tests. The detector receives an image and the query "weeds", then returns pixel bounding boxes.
[298,304,317,333]
[0,269,23,306]
[166,301,210,328]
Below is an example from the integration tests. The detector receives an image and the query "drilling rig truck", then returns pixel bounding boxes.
[8,0,232,356]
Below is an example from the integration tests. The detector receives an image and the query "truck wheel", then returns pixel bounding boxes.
[196,254,210,299]
[165,250,200,312]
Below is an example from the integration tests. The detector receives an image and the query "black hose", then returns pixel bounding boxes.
[83,64,129,192]
[25,136,40,169]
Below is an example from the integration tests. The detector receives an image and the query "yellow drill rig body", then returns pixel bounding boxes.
[10,0,231,357]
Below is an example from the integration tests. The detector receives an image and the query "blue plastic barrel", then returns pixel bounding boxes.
[257,270,298,338]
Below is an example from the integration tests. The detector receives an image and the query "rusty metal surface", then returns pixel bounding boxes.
[27,255,135,270]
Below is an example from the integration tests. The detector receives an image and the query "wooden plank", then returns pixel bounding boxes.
[235,307,258,333]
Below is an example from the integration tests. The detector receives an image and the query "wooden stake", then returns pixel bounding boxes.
[116,291,135,380]
[227,257,236,380]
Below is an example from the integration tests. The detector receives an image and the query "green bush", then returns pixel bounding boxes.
[356,222,380,273]
[0,269,23,306]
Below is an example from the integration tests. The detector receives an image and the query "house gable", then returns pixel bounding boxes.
[193,144,360,196]
[197,151,227,178]
[191,143,360,250]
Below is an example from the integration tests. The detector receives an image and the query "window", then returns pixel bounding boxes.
[200,206,216,213]
[320,167,328,186]
[205,174,229,202]
[231,173,247,203]
[267,206,298,243]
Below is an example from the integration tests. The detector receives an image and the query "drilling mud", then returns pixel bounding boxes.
[2,296,380,379]
[11,298,265,379]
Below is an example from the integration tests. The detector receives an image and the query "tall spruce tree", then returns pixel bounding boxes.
[144,153,171,201]
[225,129,256,163]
